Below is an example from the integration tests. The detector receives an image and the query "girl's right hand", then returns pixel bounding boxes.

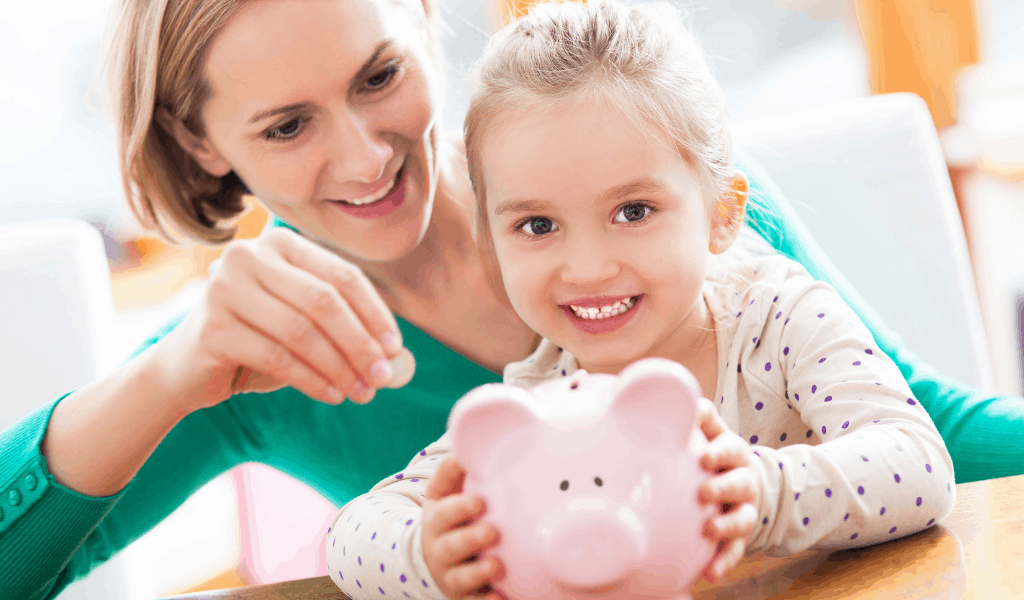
[423,456,505,600]
[154,227,404,413]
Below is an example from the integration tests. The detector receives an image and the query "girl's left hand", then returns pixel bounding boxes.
[695,397,761,583]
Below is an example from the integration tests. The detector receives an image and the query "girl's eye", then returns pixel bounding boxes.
[614,203,652,223]
[367,64,399,90]
[265,117,305,142]
[519,217,558,236]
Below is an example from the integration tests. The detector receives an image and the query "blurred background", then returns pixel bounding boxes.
[1,0,1023,597]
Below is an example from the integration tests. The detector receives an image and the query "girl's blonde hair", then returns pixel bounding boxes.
[101,0,443,244]
[465,0,735,240]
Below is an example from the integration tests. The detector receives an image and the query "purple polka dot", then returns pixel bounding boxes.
[765,362,772,371]
[894,474,901,483]
[858,486,865,495]
[844,513,849,521]
[795,492,800,500]
[818,313,825,318]
[806,429,812,438]
[720,396,724,404]
[811,385,817,393]
[395,474,404,480]
[865,349,873,354]
[327,527,332,533]
[763,517,769,525]
[333,539,336,546]
[339,571,344,581]
[750,299,755,305]
[889,527,897,534]
[754,450,760,457]
[753,337,758,343]
[405,519,413,526]
[803,517,810,525]
[358,557,362,566]
[776,311,782,319]
[779,462,784,469]
[783,346,790,355]
[392,543,396,550]
[880,507,886,516]
[773,296,779,302]
[862,455,869,462]
[380,564,385,572]
[371,532,376,540]
[750,435,759,444]
[737,311,742,318]
[422,580,429,588]
[821,425,827,435]
[842,421,850,429]
[927,518,935,526]
[916,497,923,506]
[926,464,932,473]
[818,357,827,364]
[851,533,859,540]
[853,361,862,366]
[824,395,832,402]
[561,369,567,376]
[401,574,408,583]
[795,393,800,401]
[410,478,419,482]
[907,398,917,405]
[357,581,362,589]
[419,450,426,456]
[785,318,791,325]
[738,364,742,373]
[825,488,832,497]
[755,401,764,410]
[780,432,787,441]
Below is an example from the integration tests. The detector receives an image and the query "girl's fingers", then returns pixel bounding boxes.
[705,502,759,541]
[443,557,503,600]
[696,397,728,441]
[704,537,747,583]
[699,466,759,506]
[426,456,467,500]
[701,432,751,473]
[269,229,403,353]
[437,524,500,568]
[424,495,487,539]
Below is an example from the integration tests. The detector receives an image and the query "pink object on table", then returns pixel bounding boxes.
[449,357,717,600]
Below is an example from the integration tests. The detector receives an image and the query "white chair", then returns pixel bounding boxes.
[734,92,994,390]
[0,219,149,600]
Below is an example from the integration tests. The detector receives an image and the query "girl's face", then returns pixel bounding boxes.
[189,0,441,262]
[482,101,737,374]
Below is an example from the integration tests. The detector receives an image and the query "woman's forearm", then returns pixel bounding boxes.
[40,344,189,497]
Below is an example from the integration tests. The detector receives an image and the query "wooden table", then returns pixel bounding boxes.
[162,474,1024,600]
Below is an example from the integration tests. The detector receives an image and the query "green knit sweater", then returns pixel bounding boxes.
[1,157,1022,599]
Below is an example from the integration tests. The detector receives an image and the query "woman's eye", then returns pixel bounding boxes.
[519,217,557,236]
[614,203,652,223]
[266,117,304,141]
[367,65,399,90]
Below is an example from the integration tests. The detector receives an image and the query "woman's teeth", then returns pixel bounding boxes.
[569,296,638,320]
[339,174,396,206]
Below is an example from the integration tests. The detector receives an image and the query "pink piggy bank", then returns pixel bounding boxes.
[449,358,717,600]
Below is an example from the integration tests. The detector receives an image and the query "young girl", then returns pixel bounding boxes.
[324,1,955,598]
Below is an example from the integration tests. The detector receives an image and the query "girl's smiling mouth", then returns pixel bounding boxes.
[561,294,644,334]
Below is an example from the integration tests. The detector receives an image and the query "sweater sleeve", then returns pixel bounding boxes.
[325,434,451,600]
[743,274,956,555]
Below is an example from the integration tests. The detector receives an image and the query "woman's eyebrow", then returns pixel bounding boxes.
[246,39,396,126]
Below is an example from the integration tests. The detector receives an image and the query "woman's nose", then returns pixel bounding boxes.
[327,110,393,184]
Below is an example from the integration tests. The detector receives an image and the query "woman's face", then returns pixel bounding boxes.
[195,0,441,262]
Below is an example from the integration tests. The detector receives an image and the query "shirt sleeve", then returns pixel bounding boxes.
[325,434,452,600]
[743,274,956,555]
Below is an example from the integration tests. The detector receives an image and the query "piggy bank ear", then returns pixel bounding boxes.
[448,384,540,474]
[609,358,703,448]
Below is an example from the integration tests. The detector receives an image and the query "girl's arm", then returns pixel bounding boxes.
[739,263,955,556]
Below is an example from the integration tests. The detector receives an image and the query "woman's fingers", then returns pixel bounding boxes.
[269,229,402,353]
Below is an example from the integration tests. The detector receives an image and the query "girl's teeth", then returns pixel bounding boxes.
[569,296,637,319]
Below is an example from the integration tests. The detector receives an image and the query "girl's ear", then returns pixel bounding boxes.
[154,107,232,178]
[708,170,749,255]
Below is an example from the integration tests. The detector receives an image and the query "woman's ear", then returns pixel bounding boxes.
[154,107,232,178]
[708,170,749,255]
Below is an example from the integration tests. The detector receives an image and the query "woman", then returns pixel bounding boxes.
[0,0,1020,599]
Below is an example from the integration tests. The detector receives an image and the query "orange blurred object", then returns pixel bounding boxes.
[852,0,980,129]
[493,0,587,27]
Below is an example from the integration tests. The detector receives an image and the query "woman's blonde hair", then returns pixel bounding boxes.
[101,0,444,244]
[465,0,736,240]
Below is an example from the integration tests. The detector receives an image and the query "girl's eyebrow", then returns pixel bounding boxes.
[492,177,667,216]
[246,39,396,126]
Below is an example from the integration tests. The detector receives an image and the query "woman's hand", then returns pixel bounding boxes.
[696,397,761,583]
[156,227,404,413]
[423,456,505,600]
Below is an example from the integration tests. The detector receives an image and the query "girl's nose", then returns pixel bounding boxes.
[559,234,620,287]
[327,109,393,185]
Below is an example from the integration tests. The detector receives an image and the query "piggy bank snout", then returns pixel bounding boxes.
[542,501,645,589]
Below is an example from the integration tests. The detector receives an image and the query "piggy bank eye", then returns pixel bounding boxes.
[560,480,570,491]
[594,477,604,487]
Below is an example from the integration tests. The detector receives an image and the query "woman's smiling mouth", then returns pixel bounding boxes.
[329,165,407,219]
